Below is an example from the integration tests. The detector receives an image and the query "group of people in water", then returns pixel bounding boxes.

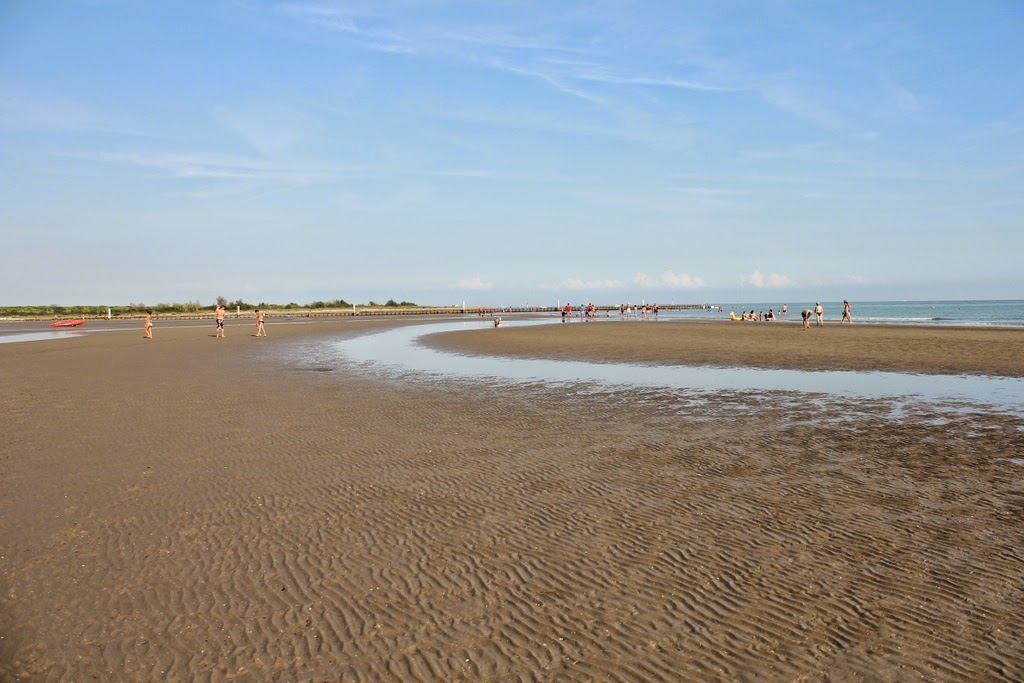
[732,303,787,321]
[559,303,665,322]
[735,309,779,321]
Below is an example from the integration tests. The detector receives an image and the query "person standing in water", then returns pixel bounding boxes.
[255,309,267,337]
[841,299,852,324]
[215,304,226,338]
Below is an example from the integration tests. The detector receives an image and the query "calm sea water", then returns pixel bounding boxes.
[659,300,1024,327]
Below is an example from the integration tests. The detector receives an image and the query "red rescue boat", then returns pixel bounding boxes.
[49,319,86,328]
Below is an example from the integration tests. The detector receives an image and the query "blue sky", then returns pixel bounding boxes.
[2,1,1022,307]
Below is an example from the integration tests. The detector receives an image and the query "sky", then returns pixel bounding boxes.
[2,1,1023,307]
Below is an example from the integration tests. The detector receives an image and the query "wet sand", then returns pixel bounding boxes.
[2,317,1023,681]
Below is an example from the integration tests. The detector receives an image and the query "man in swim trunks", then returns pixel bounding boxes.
[255,309,267,337]
[215,304,226,338]
[802,309,813,329]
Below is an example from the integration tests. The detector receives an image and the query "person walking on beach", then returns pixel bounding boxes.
[802,309,813,329]
[255,309,267,337]
[144,309,153,339]
[841,299,852,324]
[215,304,226,338]
[814,302,824,326]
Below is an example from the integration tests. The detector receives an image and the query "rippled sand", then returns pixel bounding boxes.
[1,317,1022,681]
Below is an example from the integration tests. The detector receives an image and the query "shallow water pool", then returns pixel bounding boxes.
[320,320,1024,419]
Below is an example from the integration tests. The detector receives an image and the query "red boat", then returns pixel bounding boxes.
[49,319,86,328]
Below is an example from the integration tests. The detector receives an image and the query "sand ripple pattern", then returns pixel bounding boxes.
[2,340,1024,682]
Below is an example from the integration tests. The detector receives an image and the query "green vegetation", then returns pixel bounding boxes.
[308,299,351,309]
[0,297,426,318]
[0,301,202,317]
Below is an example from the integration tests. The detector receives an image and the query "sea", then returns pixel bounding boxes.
[658,299,1024,328]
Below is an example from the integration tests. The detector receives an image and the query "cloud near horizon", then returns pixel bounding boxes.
[633,271,708,288]
[557,271,708,291]
[741,271,796,289]
[451,278,493,290]
[563,278,623,289]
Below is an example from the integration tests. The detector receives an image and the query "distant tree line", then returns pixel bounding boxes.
[0,297,422,318]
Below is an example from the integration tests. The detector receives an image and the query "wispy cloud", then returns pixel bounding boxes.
[79,150,338,185]
[277,3,359,32]
[885,80,921,113]
[451,278,493,290]
[555,271,708,291]
[741,271,796,288]
[277,3,415,53]
[634,271,707,288]
[0,86,136,134]
[441,28,581,54]
[213,105,322,157]
[434,99,694,150]
[278,3,718,149]
[563,278,623,290]
[660,270,708,288]
[541,57,732,93]
[431,169,513,180]
[970,114,1024,139]
[486,59,609,106]
[758,79,848,131]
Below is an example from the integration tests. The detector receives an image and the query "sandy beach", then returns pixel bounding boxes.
[2,317,1023,681]
[426,318,1024,377]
